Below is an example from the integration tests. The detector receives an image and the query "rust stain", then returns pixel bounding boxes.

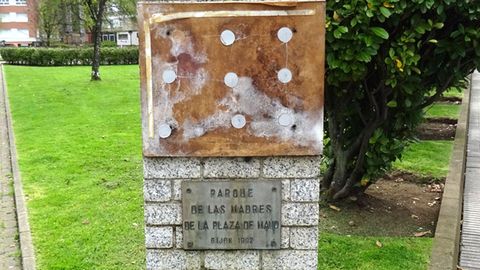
[138,1,325,157]
[177,53,202,74]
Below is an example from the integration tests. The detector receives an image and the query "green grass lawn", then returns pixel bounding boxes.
[424,103,460,119]
[442,87,464,99]
[319,233,432,270]
[393,140,454,178]
[319,141,453,269]
[4,65,145,269]
[5,65,444,269]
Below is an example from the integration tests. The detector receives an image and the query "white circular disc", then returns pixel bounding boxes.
[278,68,292,84]
[277,27,293,43]
[162,70,177,84]
[194,127,205,137]
[220,30,236,46]
[278,113,294,127]
[231,114,246,129]
[158,124,172,138]
[224,72,239,88]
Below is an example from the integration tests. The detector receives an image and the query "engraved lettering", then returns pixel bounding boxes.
[211,237,232,244]
[244,220,254,229]
[184,221,195,230]
[210,188,254,198]
[212,220,255,230]
[208,204,226,214]
[230,204,272,214]
[191,205,203,214]
[238,237,254,244]
[257,220,280,230]
[197,221,209,230]
[183,181,281,249]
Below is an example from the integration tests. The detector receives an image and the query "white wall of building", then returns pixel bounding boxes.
[131,31,139,45]
[0,28,34,42]
[116,31,138,46]
[0,12,28,22]
[0,0,35,44]
[0,0,26,6]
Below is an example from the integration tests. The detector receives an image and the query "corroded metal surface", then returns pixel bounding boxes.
[182,180,281,249]
[138,1,325,157]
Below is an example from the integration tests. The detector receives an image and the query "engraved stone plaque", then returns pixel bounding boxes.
[182,181,281,250]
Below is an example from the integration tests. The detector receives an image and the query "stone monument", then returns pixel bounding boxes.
[138,1,325,269]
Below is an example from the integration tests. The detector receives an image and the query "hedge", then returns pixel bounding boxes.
[0,47,138,66]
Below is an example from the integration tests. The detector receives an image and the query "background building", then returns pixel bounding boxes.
[101,15,138,47]
[0,0,38,46]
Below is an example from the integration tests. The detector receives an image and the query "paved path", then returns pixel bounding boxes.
[0,65,21,269]
[460,71,480,269]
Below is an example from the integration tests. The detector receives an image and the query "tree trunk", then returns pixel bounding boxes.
[90,0,106,81]
[322,81,391,201]
[91,26,102,80]
[324,123,379,201]
[46,32,51,47]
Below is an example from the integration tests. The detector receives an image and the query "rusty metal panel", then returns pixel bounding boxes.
[182,180,281,250]
[138,1,325,157]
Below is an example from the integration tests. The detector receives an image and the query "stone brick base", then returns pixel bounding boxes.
[143,156,321,270]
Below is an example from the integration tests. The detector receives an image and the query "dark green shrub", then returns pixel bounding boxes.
[101,40,117,47]
[323,0,479,200]
[0,47,138,66]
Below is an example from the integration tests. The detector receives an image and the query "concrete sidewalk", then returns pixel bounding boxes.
[0,64,36,270]
[459,71,480,270]
[0,65,21,269]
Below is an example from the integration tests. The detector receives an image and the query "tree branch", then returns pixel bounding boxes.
[84,0,98,21]
[419,59,461,109]
[321,159,335,190]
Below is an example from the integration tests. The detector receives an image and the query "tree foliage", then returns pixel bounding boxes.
[37,0,136,80]
[38,0,86,45]
[38,0,61,46]
[82,0,136,80]
[323,0,480,200]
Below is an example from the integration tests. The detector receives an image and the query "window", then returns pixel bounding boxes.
[0,13,28,22]
[101,33,116,42]
[15,13,27,22]
[18,29,28,37]
[111,18,121,28]
[118,34,128,40]
[15,0,26,5]
[0,28,29,41]
[0,0,9,6]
